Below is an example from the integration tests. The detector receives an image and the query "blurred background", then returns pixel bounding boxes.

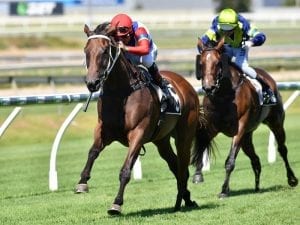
[0,0,299,96]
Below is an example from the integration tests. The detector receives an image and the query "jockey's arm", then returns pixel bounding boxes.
[126,39,150,55]
[125,27,151,55]
[199,17,218,47]
[249,29,266,46]
[239,15,266,47]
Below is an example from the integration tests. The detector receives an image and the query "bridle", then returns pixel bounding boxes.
[201,48,223,95]
[86,34,121,81]
[83,34,121,112]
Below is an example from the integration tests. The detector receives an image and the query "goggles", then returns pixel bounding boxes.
[117,26,131,35]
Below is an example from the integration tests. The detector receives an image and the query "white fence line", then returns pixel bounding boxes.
[0,82,299,190]
[1,9,300,33]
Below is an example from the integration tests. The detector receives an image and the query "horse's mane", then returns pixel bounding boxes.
[205,40,218,48]
[89,22,144,82]
[94,22,111,34]
[93,22,118,45]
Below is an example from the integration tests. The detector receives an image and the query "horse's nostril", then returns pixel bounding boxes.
[94,79,100,87]
[203,85,216,94]
[86,78,101,92]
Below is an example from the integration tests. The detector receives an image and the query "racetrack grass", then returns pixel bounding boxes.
[0,92,299,225]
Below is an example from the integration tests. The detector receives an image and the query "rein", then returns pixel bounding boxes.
[84,34,121,112]
[87,34,121,78]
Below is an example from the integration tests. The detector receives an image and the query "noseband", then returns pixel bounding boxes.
[87,34,121,81]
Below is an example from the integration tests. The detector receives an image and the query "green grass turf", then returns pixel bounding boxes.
[0,92,299,225]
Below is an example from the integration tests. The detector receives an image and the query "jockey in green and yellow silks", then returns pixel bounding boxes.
[199,8,276,104]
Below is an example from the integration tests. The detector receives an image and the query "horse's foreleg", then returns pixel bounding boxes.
[219,137,242,198]
[75,127,104,193]
[241,132,261,192]
[107,163,132,215]
[107,144,141,215]
[75,143,103,193]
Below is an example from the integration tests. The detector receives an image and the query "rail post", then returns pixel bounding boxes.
[0,107,22,138]
[49,103,83,191]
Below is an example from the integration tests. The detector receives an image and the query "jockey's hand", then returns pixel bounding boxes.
[242,40,253,48]
[117,41,127,51]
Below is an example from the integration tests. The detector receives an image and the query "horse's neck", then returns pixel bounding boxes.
[219,60,243,88]
[104,57,139,94]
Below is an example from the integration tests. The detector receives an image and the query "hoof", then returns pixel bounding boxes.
[173,206,181,212]
[107,204,122,215]
[218,192,229,199]
[75,183,89,193]
[288,177,298,187]
[192,174,204,184]
[186,200,198,208]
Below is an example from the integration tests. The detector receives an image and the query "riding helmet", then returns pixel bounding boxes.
[218,8,238,31]
[111,13,133,37]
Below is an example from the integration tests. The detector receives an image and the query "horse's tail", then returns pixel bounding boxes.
[191,109,215,167]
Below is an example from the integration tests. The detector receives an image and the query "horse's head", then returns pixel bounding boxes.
[84,23,119,92]
[196,38,226,95]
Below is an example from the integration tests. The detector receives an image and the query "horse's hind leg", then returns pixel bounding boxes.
[241,132,261,192]
[193,161,204,184]
[155,137,197,211]
[269,121,298,187]
[174,135,198,210]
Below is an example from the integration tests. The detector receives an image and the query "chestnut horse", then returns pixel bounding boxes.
[75,23,210,215]
[192,39,298,198]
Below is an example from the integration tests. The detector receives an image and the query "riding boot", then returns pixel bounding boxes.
[256,76,277,104]
[148,63,170,112]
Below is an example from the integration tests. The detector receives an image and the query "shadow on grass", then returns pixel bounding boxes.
[228,184,286,197]
[124,202,219,217]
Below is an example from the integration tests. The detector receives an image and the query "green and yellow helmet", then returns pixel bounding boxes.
[218,8,238,31]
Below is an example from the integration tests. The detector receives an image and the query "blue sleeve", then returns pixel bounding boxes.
[210,17,219,32]
[200,16,219,45]
[238,14,266,46]
[238,14,251,34]
[252,33,266,46]
[201,35,210,45]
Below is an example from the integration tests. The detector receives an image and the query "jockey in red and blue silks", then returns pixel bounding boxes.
[110,13,164,89]
[199,8,276,104]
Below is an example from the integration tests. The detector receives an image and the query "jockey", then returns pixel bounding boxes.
[199,8,276,104]
[110,13,167,91]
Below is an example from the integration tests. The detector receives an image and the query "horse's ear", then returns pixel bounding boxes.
[197,38,204,53]
[216,37,225,51]
[195,54,202,80]
[106,23,117,37]
[84,24,93,37]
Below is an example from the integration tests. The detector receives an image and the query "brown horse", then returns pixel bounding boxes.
[192,38,298,198]
[75,23,210,215]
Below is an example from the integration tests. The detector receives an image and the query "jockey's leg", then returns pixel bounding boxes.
[256,76,277,104]
[148,62,164,87]
[236,47,276,104]
[148,62,171,112]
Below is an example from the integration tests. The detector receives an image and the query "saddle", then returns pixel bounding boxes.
[136,65,181,115]
[245,76,264,105]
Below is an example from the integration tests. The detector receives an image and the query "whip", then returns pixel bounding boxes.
[83,92,93,112]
